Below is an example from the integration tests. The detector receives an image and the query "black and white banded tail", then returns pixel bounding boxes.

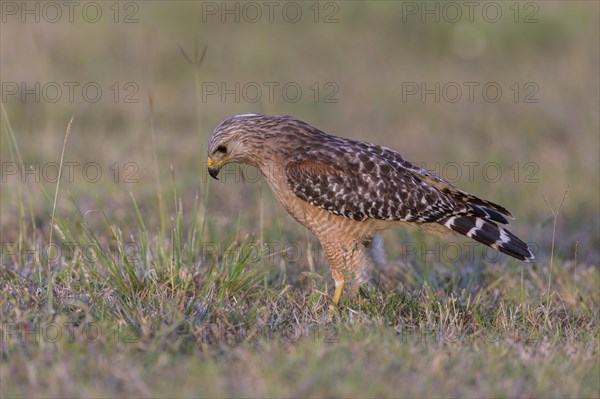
[440,215,535,262]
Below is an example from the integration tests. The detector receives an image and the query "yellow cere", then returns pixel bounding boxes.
[207,157,227,168]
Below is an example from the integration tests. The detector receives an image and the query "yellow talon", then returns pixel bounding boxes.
[332,281,344,306]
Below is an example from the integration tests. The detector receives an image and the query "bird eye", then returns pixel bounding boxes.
[216,145,227,154]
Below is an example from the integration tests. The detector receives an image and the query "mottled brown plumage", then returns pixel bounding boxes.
[207,114,534,305]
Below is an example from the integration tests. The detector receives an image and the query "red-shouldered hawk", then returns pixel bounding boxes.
[207,114,534,305]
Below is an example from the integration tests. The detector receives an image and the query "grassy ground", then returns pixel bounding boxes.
[1,1,599,398]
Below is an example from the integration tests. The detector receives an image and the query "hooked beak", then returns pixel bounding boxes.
[207,157,224,179]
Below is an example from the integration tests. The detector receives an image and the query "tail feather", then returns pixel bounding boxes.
[469,204,509,225]
[440,215,535,262]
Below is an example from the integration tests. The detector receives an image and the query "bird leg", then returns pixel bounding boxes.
[332,279,345,306]
[325,240,372,306]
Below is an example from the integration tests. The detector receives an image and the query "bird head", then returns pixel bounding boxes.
[207,113,277,179]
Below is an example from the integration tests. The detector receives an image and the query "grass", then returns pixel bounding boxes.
[1,151,598,396]
[1,2,599,398]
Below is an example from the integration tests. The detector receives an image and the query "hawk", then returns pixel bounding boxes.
[207,114,534,305]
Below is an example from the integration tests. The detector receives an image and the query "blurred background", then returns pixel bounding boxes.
[2,1,599,264]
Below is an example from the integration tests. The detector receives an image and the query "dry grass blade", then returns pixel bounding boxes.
[541,187,569,329]
[48,115,74,250]
[43,115,74,312]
